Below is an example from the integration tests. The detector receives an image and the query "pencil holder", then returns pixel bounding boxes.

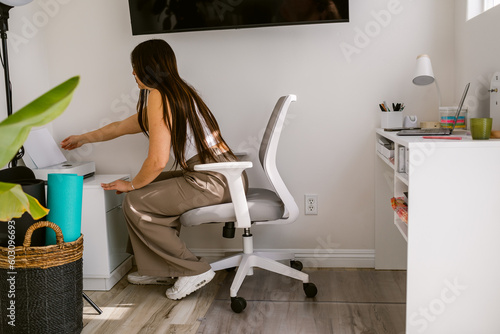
[380,112,403,129]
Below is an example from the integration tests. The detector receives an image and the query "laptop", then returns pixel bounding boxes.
[397,82,470,136]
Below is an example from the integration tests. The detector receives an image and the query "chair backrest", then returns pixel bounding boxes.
[256,94,299,225]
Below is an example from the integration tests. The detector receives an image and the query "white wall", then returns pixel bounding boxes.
[455,0,500,121]
[3,0,456,265]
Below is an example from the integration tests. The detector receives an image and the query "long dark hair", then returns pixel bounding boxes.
[131,39,235,170]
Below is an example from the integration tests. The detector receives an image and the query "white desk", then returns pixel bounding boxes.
[81,174,132,290]
[375,129,500,333]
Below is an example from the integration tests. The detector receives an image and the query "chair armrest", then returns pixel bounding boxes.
[194,161,253,228]
[234,151,250,161]
[194,161,252,172]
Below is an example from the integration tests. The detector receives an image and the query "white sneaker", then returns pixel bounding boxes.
[165,269,216,300]
[127,272,176,285]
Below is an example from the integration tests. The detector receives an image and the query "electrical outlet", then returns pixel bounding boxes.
[305,194,318,215]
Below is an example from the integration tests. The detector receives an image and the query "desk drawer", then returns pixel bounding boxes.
[104,190,124,212]
[106,206,130,272]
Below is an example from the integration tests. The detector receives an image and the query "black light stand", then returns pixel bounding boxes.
[0,4,12,116]
[0,3,22,167]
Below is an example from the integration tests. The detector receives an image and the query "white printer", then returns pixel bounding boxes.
[22,127,95,181]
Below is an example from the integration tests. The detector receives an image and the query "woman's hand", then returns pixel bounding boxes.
[101,179,134,194]
[61,135,88,150]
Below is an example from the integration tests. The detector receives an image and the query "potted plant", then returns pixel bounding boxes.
[0,76,83,334]
[0,76,79,221]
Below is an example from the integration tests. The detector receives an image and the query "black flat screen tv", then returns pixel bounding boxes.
[128,0,349,35]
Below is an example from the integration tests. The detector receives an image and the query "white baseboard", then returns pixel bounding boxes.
[190,248,375,268]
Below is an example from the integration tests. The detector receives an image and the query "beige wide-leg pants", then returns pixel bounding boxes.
[123,154,245,278]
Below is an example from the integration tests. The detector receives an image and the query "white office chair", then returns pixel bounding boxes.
[180,95,317,313]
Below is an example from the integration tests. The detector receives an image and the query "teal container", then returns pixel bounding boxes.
[46,173,83,245]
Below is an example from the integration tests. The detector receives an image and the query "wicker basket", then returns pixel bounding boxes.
[0,221,83,334]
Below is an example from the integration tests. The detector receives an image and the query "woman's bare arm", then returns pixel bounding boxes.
[61,113,142,150]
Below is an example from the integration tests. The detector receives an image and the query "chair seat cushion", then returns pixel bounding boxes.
[180,188,284,227]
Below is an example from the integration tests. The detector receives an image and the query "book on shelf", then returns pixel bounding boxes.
[398,146,405,173]
[405,147,409,174]
[391,197,408,224]
[377,137,394,161]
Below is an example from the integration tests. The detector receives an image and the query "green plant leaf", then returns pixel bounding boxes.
[0,76,80,167]
[0,182,49,221]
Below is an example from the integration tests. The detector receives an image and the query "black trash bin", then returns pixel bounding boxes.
[0,167,47,247]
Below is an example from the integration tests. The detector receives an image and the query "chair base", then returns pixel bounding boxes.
[210,249,310,298]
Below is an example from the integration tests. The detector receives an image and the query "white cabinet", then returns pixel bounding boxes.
[375,134,408,270]
[375,129,500,333]
[81,174,132,291]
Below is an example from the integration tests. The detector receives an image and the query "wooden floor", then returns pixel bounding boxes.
[83,268,406,334]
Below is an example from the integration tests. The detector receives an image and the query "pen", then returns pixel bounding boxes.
[383,101,390,112]
[423,136,462,140]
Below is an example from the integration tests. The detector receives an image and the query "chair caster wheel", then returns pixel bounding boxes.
[290,260,303,271]
[231,297,247,313]
[303,283,318,298]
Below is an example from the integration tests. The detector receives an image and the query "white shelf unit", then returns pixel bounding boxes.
[393,143,409,242]
[395,172,408,185]
[375,151,395,170]
[394,218,408,242]
[81,174,133,291]
[375,129,500,333]
[375,132,408,270]
[377,133,410,242]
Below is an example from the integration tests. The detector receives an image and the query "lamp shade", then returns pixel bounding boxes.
[413,54,435,86]
[0,0,33,6]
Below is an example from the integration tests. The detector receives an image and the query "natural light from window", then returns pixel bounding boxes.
[468,0,500,20]
[484,0,500,11]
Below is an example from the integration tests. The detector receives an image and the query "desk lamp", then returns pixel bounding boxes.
[413,54,441,108]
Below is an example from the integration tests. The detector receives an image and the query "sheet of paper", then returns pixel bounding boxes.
[24,127,67,168]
